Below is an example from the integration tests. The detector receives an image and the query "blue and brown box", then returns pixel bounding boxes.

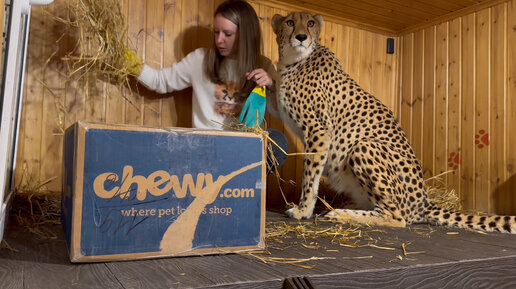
[61,121,266,262]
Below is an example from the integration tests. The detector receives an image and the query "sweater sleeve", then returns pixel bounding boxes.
[137,48,205,94]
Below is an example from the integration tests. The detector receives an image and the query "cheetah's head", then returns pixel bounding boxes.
[272,12,323,67]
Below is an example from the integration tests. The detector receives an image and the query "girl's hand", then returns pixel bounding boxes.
[246,69,273,87]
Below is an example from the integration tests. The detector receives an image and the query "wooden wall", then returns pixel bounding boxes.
[398,0,516,214]
[16,0,516,215]
[17,0,397,212]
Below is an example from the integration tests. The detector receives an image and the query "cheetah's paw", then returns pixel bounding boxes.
[285,205,313,220]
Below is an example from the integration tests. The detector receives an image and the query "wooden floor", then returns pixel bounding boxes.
[1,211,516,289]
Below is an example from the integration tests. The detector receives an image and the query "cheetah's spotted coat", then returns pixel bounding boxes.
[271,12,516,233]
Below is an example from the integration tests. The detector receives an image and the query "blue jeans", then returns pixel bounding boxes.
[266,129,288,173]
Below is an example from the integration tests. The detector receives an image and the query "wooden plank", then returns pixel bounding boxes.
[422,26,435,180]
[387,37,399,113]
[17,7,47,189]
[411,30,424,160]
[2,213,516,289]
[104,0,129,125]
[83,57,106,123]
[358,30,373,95]
[125,0,146,125]
[454,231,516,249]
[420,0,472,12]
[265,231,452,273]
[375,34,396,110]
[255,0,508,35]
[318,20,328,49]
[166,0,194,128]
[197,0,214,54]
[142,0,165,63]
[181,0,199,55]
[0,244,23,289]
[266,214,448,263]
[390,225,516,260]
[489,3,507,214]
[169,0,201,129]
[261,215,455,275]
[1,225,123,289]
[253,0,401,35]
[364,32,396,111]
[214,0,226,10]
[143,0,165,127]
[308,256,516,289]
[401,0,511,34]
[160,0,179,128]
[22,247,121,289]
[461,13,476,211]
[369,34,390,106]
[204,280,281,289]
[161,0,186,128]
[381,0,450,16]
[351,0,444,23]
[434,22,448,180]
[447,17,462,200]
[39,2,71,192]
[329,0,426,25]
[106,253,284,288]
[336,25,351,73]
[348,28,362,83]
[263,213,516,270]
[399,34,413,139]
[474,8,491,213]
[505,0,516,215]
[104,83,127,125]
[302,0,420,29]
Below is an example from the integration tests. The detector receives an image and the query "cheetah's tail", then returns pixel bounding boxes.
[425,204,516,234]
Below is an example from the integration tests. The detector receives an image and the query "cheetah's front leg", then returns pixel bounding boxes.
[286,131,330,219]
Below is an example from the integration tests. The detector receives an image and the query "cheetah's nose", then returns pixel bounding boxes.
[295,34,308,42]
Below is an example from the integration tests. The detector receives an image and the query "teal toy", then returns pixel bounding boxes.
[239,86,266,127]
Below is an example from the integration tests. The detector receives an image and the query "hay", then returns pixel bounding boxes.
[238,171,464,268]
[65,0,140,81]
[53,0,141,102]
[245,215,430,268]
[247,218,364,268]
[10,167,61,240]
[424,171,462,212]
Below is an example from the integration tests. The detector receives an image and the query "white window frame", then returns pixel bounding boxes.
[0,0,54,241]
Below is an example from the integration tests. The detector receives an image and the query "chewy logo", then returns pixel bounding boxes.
[220,188,255,199]
[93,165,256,201]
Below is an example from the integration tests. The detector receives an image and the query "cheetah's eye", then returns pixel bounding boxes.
[307,20,315,27]
[286,20,294,27]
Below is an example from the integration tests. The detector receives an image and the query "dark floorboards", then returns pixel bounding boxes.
[1,211,516,289]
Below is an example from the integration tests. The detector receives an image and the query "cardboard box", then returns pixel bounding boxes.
[62,122,266,262]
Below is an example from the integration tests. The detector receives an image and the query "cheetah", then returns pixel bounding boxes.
[271,12,516,233]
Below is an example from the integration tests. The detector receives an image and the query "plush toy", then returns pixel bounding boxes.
[123,48,143,75]
[239,86,266,127]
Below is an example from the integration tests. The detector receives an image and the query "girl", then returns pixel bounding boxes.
[135,0,287,170]
[137,0,280,129]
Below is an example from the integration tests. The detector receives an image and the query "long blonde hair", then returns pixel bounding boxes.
[204,0,262,97]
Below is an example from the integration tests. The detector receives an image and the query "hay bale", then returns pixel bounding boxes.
[59,0,141,87]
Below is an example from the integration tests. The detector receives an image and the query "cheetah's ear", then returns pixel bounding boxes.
[313,14,324,29]
[272,14,285,34]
